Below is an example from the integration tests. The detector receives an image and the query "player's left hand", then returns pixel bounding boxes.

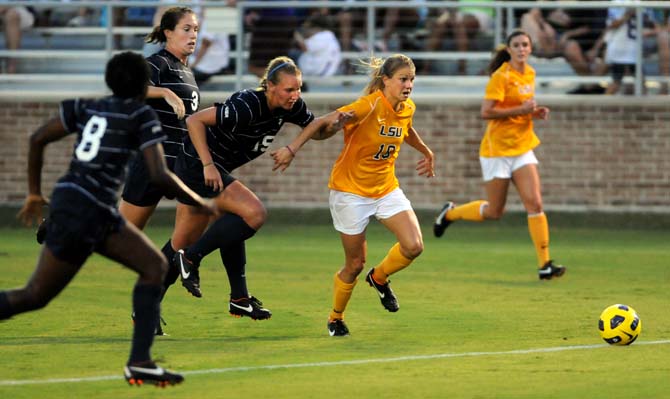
[533,106,550,120]
[270,146,294,172]
[416,154,435,178]
[17,194,49,227]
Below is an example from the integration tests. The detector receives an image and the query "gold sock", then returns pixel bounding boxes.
[528,212,550,267]
[448,200,487,222]
[329,272,357,321]
[372,243,412,284]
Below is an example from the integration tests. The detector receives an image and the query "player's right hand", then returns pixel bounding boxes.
[164,89,186,119]
[17,194,48,227]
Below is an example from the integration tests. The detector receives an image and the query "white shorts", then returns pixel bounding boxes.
[329,188,412,235]
[11,6,36,30]
[479,150,538,182]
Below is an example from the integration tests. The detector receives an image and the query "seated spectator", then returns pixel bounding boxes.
[0,5,38,73]
[519,2,562,58]
[294,15,342,77]
[603,1,657,95]
[246,0,298,77]
[422,0,495,75]
[190,19,231,85]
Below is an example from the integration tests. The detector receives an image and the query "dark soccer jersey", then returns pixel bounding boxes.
[57,96,165,208]
[145,49,200,163]
[183,89,314,173]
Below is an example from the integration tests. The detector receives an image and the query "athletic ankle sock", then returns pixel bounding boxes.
[129,284,161,363]
[185,214,256,265]
[0,291,12,320]
[161,240,179,289]
[372,243,412,284]
[448,200,487,222]
[220,241,249,299]
[528,212,550,267]
[329,272,356,321]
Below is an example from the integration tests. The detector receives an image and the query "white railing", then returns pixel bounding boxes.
[1,1,669,95]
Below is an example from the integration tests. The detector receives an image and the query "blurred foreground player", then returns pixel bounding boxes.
[1,52,215,387]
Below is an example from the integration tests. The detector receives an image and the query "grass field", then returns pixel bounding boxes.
[0,217,669,398]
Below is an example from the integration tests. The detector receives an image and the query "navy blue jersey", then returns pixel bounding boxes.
[182,89,314,173]
[146,49,200,162]
[57,96,165,209]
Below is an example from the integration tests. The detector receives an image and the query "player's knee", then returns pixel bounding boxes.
[402,240,424,259]
[244,203,267,230]
[21,286,52,312]
[346,258,365,276]
[525,200,543,215]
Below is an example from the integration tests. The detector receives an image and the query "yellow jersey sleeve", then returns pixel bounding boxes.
[328,91,415,198]
[480,62,541,157]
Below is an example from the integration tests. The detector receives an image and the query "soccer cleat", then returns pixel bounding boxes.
[174,249,202,298]
[124,362,184,387]
[327,319,350,337]
[229,296,272,320]
[365,268,399,312]
[538,260,566,280]
[433,201,455,238]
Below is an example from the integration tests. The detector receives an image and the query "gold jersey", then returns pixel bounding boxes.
[329,90,415,198]
[480,62,541,157]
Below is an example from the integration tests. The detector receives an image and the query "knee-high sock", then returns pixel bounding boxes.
[528,212,550,267]
[129,284,161,363]
[160,240,179,295]
[329,273,357,321]
[220,241,249,299]
[372,243,412,284]
[185,214,256,266]
[0,291,12,320]
[448,200,487,222]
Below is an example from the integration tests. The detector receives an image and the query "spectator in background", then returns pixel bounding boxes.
[603,1,657,95]
[422,0,495,75]
[190,18,231,86]
[246,1,298,77]
[0,5,38,73]
[294,14,342,77]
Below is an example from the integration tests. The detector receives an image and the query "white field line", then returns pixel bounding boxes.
[1,339,669,386]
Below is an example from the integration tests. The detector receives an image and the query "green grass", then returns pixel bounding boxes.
[0,220,669,398]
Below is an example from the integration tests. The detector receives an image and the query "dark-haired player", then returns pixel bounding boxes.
[117,7,200,334]
[2,51,215,387]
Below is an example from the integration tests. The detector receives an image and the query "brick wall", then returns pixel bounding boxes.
[1,94,669,212]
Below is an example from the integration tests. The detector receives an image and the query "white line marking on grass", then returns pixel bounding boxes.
[2,339,669,386]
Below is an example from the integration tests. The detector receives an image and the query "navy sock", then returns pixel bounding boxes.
[129,284,161,363]
[185,214,256,265]
[0,291,12,320]
[220,242,249,299]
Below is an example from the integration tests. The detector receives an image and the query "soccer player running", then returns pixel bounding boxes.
[172,56,350,319]
[433,30,566,280]
[1,52,216,386]
[117,7,202,333]
[273,54,436,336]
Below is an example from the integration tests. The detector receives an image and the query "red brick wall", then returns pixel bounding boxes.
[2,94,669,212]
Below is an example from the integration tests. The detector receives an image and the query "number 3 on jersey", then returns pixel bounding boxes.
[75,115,107,162]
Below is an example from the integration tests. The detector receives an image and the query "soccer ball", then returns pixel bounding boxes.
[598,304,642,345]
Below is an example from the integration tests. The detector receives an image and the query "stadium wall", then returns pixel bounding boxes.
[1,93,669,213]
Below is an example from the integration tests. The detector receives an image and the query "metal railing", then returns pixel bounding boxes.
[1,1,669,95]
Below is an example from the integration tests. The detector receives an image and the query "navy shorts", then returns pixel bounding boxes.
[174,151,236,206]
[45,187,124,265]
[121,154,176,207]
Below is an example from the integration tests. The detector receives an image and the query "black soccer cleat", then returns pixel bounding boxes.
[327,319,350,337]
[124,362,184,387]
[229,296,272,320]
[174,250,202,298]
[365,268,399,312]
[538,260,566,280]
[433,201,455,238]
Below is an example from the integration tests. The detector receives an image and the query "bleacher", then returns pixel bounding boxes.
[1,1,668,96]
